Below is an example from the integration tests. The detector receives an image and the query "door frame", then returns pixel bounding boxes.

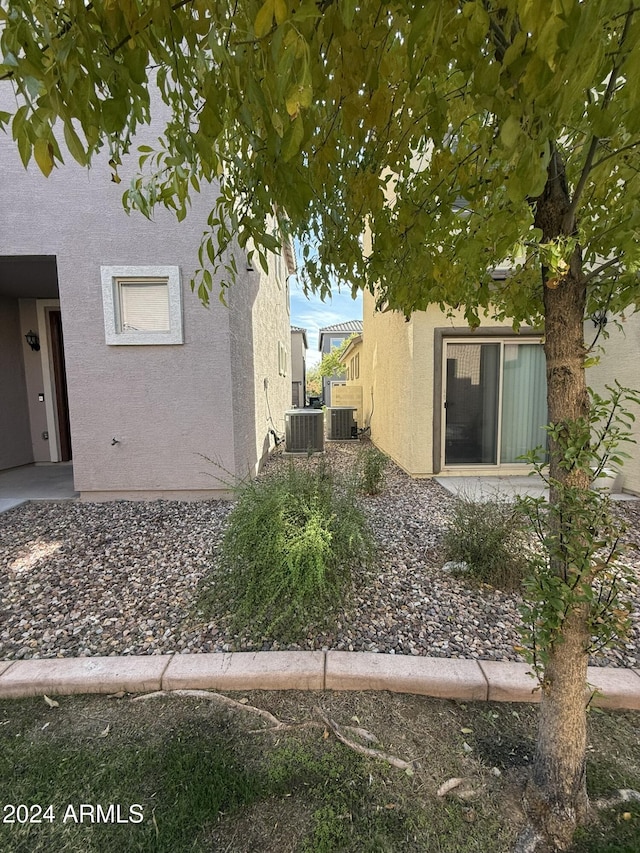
[36,298,70,462]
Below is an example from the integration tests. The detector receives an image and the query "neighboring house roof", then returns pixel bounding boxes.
[319,320,363,334]
[318,320,363,350]
[291,325,308,349]
[339,333,362,363]
[282,239,297,276]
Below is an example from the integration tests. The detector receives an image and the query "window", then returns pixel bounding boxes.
[330,337,343,350]
[349,353,360,380]
[101,266,183,345]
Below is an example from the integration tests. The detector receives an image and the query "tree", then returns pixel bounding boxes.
[305,364,322,398]
[318,335,354,379]
[2,1,640,848]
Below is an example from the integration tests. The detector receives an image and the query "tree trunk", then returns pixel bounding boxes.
[521,149,592,850]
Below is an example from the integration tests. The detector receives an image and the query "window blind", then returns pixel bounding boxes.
[118,280,170,332]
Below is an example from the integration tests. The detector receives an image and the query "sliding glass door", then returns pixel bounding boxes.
[443,339,547,467]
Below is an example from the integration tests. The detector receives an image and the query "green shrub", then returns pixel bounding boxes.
[441,495,531,590]
[200,460,373,643]
[357,445,389,495]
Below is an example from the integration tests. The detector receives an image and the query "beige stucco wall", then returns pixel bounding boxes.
[358,291,418,473]
[586,311,640,495]
[331,384,364,427]
[361,292,542,476]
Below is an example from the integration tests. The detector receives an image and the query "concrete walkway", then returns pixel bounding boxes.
[0,462,77,513]
[436,475,638,502]
[1,652,639,709]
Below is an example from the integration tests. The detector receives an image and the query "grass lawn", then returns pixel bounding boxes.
[0,688,638,852]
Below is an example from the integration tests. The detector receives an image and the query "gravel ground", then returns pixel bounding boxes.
[1,443,639,666]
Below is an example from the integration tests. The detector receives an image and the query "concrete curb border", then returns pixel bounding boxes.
[1,652,640,709]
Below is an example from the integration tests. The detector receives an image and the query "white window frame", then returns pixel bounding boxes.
[101,265,183,345]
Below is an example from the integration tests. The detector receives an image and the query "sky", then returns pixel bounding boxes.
[290,277,363,368]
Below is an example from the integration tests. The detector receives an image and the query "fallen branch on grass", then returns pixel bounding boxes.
[131,689,319,732]
[132,689,285,727]
[315,707,418,773]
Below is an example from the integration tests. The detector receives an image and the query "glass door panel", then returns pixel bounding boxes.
[444,343,500,465]
[500,343,547,463]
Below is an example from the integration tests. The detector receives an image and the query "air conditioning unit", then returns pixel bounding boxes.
[285,410,325,454]
[327,407,358,441]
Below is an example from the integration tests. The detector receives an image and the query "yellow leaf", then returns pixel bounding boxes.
[274,0,287,25]
[254,0,275,38]
[34,138,54,177]
[286,84,312,117]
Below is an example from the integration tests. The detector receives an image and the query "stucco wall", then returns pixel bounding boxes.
[0,89,246,498]
[228,249,291,480]
[586,312,640,495]
[360,291,417,473]
[331,385,363,427]
[0,297,32,469]
[361,293,543,476]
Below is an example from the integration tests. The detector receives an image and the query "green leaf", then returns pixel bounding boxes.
[123,46,148,85]
[473,61,500,95]
[101,98,127,134]
[17,133,32,168]
[340,0,356,29]
[63,122,87,166]
[290,1,321,22]
[11,105,29,141]
[282,114,304,161]
[199,103,223,138]
[500,114,522,150]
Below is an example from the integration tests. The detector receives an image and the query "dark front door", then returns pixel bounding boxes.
[48,310,72,462]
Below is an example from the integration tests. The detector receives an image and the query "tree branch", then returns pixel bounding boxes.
[315,708,419,772]
[563,6,635,232]
[591,138,640,170]
[582,255,623,286]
